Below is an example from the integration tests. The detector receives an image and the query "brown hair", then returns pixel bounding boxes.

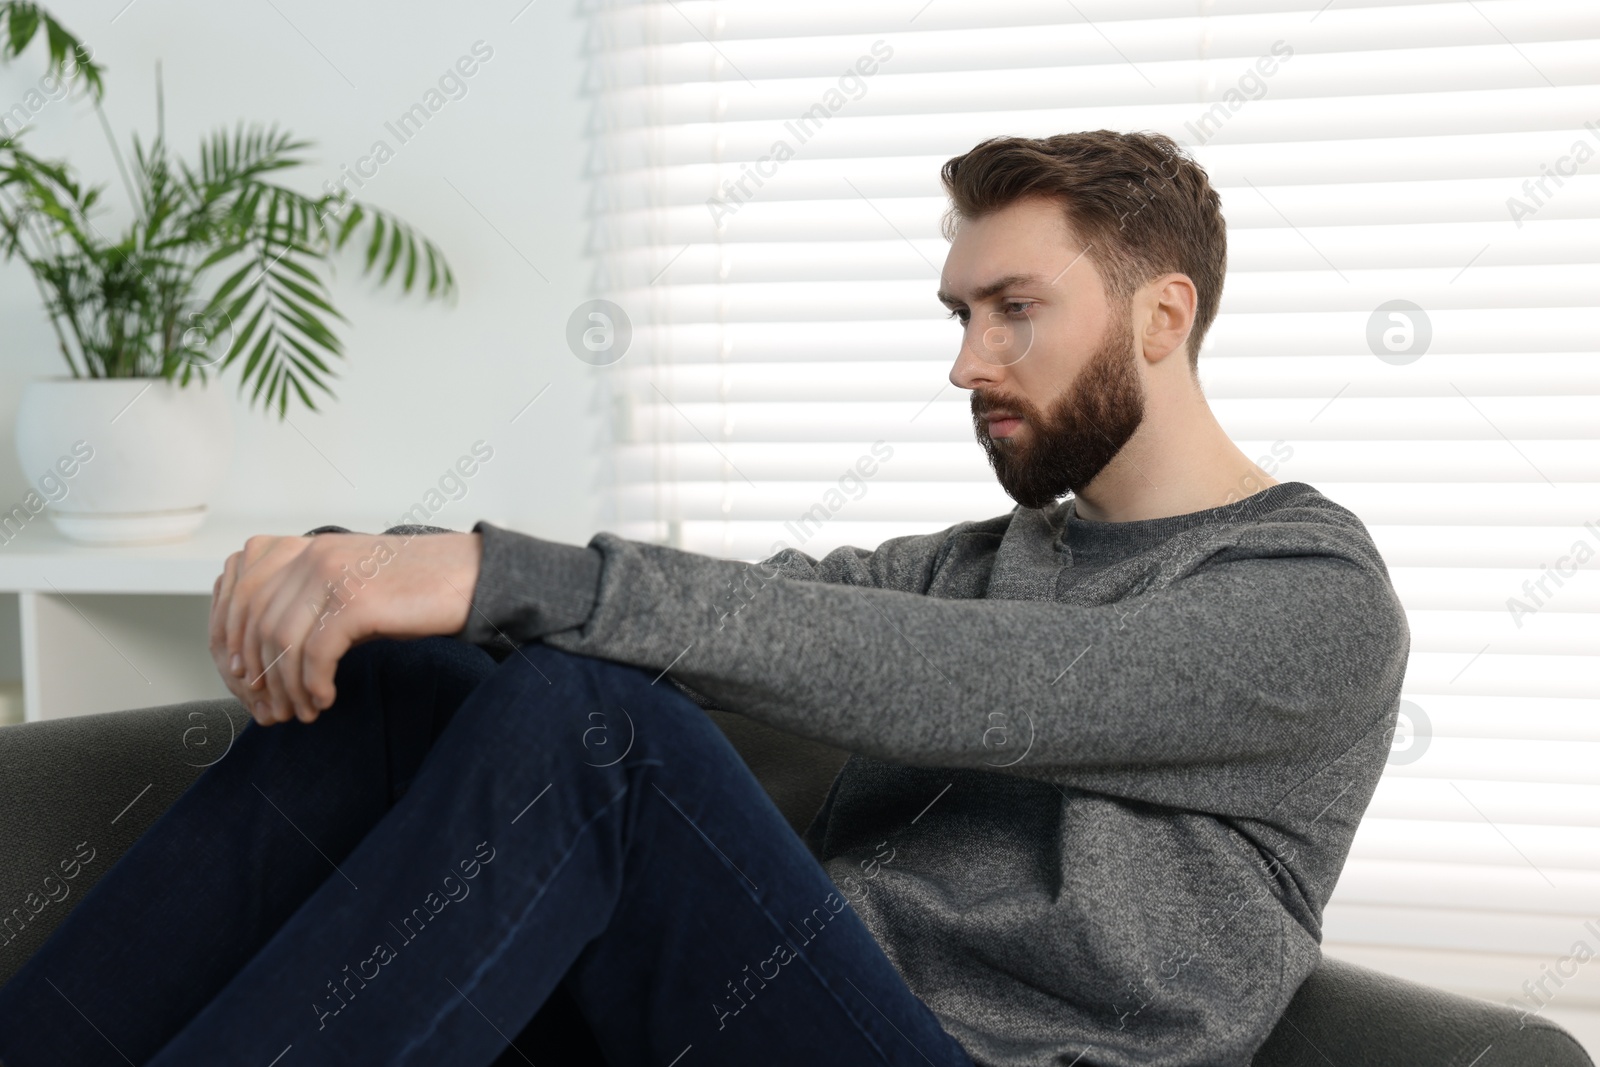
[940,131,1226,372]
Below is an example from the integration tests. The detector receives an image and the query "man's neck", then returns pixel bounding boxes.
[1069,387,1279,523]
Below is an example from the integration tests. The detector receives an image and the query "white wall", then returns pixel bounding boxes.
[0,0,605,545]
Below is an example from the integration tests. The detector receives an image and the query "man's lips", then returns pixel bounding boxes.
[983,412,1023,438]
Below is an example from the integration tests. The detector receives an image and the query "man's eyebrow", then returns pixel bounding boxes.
[936,273,1052,307]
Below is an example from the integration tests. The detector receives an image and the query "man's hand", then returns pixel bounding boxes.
[209,531,482,727]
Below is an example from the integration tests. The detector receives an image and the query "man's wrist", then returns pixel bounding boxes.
[442,531,483,636]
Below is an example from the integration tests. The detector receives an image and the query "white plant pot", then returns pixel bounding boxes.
[13,377,234,545]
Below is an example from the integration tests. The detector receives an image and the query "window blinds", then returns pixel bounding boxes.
[586,0,1600,1019]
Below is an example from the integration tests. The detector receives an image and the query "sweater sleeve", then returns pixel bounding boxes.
[449,521,604,643]
[454,519,1410,783]
[452,519,965,645]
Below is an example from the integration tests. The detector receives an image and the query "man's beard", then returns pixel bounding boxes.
[971,314,1146,510]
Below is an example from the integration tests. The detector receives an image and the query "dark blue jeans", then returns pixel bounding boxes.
[0,638,977,1067]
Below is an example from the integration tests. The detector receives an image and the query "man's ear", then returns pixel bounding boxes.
[1137,273,1198,367]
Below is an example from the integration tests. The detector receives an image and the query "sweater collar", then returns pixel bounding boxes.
[1052,481,1315,558]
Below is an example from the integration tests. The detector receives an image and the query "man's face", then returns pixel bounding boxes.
[938,196,1146,510]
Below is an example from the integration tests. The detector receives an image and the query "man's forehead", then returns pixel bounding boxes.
[937,249,1095,305]
[938,200,1091,302]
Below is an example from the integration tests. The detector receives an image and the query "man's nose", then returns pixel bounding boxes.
[949,326,1005,391]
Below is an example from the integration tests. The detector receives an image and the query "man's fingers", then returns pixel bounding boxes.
[227,672,266,725]
[300,554,367,717]
[208,554,266,722]
[207,614,254,717]
[209,552,240,668]
[239,585,270,708]
[300,623,351,719]
[208,621,266,724]
[257,635,294,723]
[243,597,273,717]
[216,533,335,726]
[260,573,325,722]
[233,537,310,694]
[226,536,296,666]
[227,540,268,671]
[254,593,293,721]
[301,592,346,716]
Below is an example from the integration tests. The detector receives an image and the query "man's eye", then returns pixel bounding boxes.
[945,308,969,324]
[1001,301,1034,317]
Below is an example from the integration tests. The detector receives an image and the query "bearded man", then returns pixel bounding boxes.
[0,131,1408,1067]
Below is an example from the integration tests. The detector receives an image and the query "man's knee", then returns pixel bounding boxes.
[325,636,497,746]
[492,644,727,764]
[336,635,495,696]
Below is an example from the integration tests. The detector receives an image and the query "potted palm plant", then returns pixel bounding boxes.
[1,3,455,543]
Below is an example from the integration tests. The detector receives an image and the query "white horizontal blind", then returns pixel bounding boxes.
[586,0,1600,1012]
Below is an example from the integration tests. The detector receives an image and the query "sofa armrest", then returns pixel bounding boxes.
[0,699,249,985]
[1252,954,1593,1066]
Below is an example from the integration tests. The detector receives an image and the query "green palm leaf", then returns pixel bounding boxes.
[0,24,457,418]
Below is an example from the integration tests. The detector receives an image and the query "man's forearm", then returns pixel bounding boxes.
[453,522,1410,791]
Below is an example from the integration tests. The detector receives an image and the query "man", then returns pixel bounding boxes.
[0,131,1409,1067]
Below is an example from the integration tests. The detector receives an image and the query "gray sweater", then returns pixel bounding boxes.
[319,479,1410,1066]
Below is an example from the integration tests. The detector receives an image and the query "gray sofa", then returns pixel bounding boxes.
[0,699,1592,1066]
